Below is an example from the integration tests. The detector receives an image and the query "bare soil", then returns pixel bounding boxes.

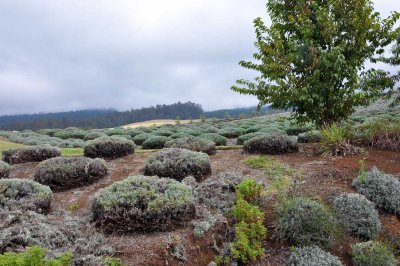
[8,145,400,266]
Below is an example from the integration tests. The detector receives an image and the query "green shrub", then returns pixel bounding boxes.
[352,167,400,216]
[34,157,108,191]
[244,124,265,134]
[360,119,400,151]
[105,128,126,136]
[275,197,335,247]
[2,145,61,165]
[144,148,211,181]
[132,133,154,145]
[84,131,107,141]
[165,136,216,155]
[297,130,322,143]
[236,178,263,203]
[229,179,267,263]
[236,132,264,145]
[84,136,135,159]
[243,134,298,154]
[0,161,11,178]
[198,133,227,146]
[350,241,397,266]
[288,246,343,266]
[217,127,243,138]
[141,136,171,149]
[285,124,314,135]
[0,245,73,266]
[153,129,175,137]
[170,132,192,139]
[0,178,52,213]
[320,123,359,156]
[53,127,86,139]
[180,129,202,136]
[92,175,195,232]
[333,193,381,239]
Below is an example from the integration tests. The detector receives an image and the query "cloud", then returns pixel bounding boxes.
[0,0,398,115]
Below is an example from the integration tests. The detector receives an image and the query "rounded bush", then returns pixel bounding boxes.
[170,132,192,139]
[180,129,202,136]
[352,167,400,216]
[217,127,243,138]
[34,157,108,191]
[198,133,227,146]
[350,241,397,266]
[84,132,107,141]
[144,148,211,181]
[92,175,195,232]
[0,178,52,213]
[132,133,154,145]
[243,134,298,154]
[297,130,322,143]
[236,132,265,145]
[84,136,135,159]
[0,161,11,178]
[333,193,381,239]
[153,129,175,137]
[142,136,171,149]
[288,246,343,266]
[105,128,126,136]
[275,197,335,247]
[244,124,266,134]
[165,136,216,155]
[53,127,86,139]
[2,145,61,165]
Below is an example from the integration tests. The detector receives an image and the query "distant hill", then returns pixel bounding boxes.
[0,102,286,131]
[205,105,284,119]
[0,102,204,131]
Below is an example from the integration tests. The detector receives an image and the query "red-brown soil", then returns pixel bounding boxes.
[7,146,400,266]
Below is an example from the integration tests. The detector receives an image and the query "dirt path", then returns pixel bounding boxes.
[7,147,400,266]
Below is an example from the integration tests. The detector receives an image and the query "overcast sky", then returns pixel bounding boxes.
[0,0,398,115]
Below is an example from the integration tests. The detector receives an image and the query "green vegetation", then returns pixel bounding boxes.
[350,241,397,266]
[275,197,336,247]
[229,179,267,263]
[92,175,195,232]
[0,140,25,155]
[2,145,61,165]
[84,136,135,159]
[60,148,83,157]
[320,123,360,156]
[353,167,400,216]
[333,193,381,239]
[244,156,294,193]
[0,245,73,266]
[232,0,399,126]
[144,148,211,181]
[0,160,10,178]
[243,134,298,155]
[165,136,216,155]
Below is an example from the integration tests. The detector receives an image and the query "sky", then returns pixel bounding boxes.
[0,0,399,115]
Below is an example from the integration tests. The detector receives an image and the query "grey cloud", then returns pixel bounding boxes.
[0,0,398,115]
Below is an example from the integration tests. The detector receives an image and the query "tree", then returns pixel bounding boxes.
[232,0,399,126]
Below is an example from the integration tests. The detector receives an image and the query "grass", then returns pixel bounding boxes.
[244,156,294,194]
[123,119,200,129]
[61,148,84,157]
[0,140,26,155]
[0,140,84,157]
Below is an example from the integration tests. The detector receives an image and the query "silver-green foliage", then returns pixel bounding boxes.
[352,167,400,216]
[244,134,298,154]
[34,157,108,191]
[144,148,211,181]
[92,175,195,232]
[275,197,335,247]
[351,241,397,266]
[165,136,216,155]
[142,136,171,149]
[2,145,61,165]
[297,130,322,143]
[198,133,227,146]
[333,193,381,239]
[288,246,343,266]
[0,161,10,178]
[0,178,52,213]
[84,136,135,159]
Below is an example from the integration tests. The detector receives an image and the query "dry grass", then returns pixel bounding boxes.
[123,119,200,129]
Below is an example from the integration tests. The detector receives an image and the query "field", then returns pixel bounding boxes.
[123,119,200,129]
[0,97,400,265]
